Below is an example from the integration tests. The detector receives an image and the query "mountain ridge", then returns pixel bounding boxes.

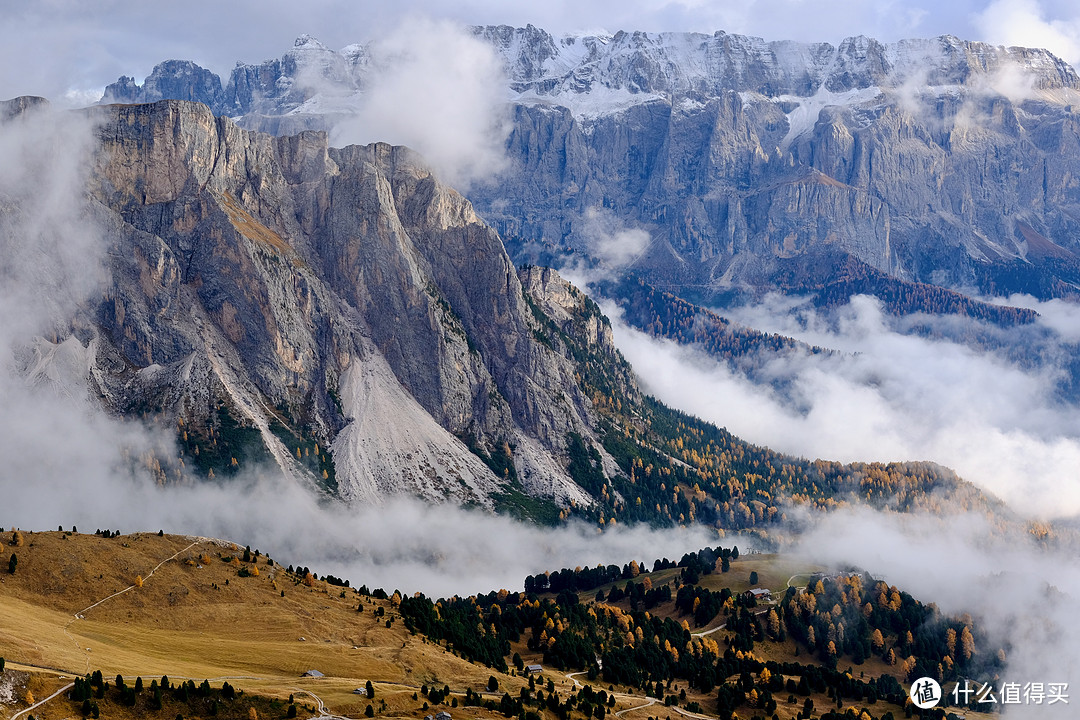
[98,26,1080,308]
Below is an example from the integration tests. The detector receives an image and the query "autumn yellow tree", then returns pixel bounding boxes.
[960,626,975,660]
[135,575,144,588]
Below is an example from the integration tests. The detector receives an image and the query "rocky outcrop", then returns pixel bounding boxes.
[24,98,618,506]
[102,60,228,112]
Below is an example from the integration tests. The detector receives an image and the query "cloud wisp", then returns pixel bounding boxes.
[331,17,511,189]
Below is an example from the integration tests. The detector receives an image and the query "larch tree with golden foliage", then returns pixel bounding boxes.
[960,626,975,660]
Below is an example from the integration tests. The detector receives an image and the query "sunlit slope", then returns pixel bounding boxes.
[0,529,525,715]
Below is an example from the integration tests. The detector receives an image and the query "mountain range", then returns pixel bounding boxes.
[104,26,1080,307]
[6,23,1078,525]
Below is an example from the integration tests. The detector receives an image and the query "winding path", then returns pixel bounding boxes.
[292,688,352,720]
[10,682,74,720]
[566,671,587,688]
[614,697,658,717]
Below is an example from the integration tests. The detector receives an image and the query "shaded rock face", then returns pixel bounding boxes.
[71,99,610,505]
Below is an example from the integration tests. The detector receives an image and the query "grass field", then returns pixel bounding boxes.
[0,531,1000,720]
[0,530,555,720]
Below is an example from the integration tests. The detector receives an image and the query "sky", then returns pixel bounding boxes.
[2,0,1080,104]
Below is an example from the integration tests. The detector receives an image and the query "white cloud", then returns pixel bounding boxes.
[576,207,652,270]
[974,0,1080,66]
[604,293,1080,519]
[0,101,105,347]
[330,17,511,188]
[1,466,722,597]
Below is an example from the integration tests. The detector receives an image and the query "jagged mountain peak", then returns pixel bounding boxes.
[100,24,1080,125]
[293,33,328,50]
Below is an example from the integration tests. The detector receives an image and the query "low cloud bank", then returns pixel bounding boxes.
[603,292,1080,519]
[2,467,720,598]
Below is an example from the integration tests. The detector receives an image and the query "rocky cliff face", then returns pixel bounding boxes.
[469,28,1080,300]
[101,27,1080,302]
[22,98,623,507]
